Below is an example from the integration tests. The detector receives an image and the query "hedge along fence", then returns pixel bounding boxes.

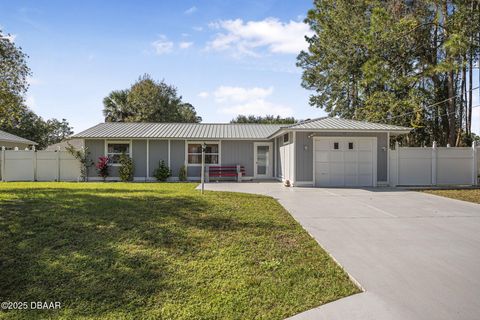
[0,147,81,182]
[389,142,479,186]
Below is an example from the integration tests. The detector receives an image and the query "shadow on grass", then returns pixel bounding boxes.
[0,186,289,319]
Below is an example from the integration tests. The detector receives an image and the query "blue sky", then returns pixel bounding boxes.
[0,0,325,133]
[1,0,478,134]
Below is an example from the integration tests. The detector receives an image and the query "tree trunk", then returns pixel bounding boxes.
[443,0,456,146]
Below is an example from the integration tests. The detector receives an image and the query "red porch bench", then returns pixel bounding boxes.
[207,165,245,182]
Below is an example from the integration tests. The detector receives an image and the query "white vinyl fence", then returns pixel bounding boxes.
[0,148,81,182]
[389,142,479,186]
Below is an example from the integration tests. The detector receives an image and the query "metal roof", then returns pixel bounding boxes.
[0,129,37,145]
[282,117,412,132]
[73,122,283,139]
[73,118,411,140]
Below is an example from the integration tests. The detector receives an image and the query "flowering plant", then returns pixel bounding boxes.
[96,156,110,181]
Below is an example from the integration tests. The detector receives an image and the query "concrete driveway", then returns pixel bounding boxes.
[201,182,480,320]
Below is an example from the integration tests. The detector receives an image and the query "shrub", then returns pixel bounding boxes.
[66,143,94,182]
[119,153,134,182]
[153,160,171,181]
[178,165,187,181]
[96,156,109,181]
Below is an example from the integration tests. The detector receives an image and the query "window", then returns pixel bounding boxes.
[333,142,339,150]
[283,133,290,143]
[348,142,354,150]
[106,142,130,165]
[187,143,219,165]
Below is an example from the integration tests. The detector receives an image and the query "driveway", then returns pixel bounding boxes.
[201,182,480,320]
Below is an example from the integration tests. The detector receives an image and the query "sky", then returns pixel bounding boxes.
[0,0,478,134]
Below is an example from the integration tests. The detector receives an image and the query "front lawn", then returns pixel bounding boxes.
[422,188,480,204]
[0,182,359,319]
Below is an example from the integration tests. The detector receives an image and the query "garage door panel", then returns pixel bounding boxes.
[358,174,373,186]
[358,151,373,162]
[345,175,358,186]
[330,152,343,162]
[358,140,373,150]
[358,163,373,174]
[330,162,344,173]
[345,163,357,175]
[315,151,329,162]
[344,152,356,161]
[314,137,376,187]
[315,140,330,150]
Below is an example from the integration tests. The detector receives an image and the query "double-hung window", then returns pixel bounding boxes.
[187,143,219,165]
[106,141,131,165]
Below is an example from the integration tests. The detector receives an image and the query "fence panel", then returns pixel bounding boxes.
[1,150,81,182]
[391,144,477,186]
[59,151,81,181]
[36,151,58,181]
[436,148,473,185]
[398,148,432,186]
[4,151,35,181]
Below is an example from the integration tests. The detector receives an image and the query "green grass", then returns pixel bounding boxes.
[0,182,359,320]
[422,188,480,204]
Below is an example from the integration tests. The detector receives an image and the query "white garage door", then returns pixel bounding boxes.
[314,137,377,187]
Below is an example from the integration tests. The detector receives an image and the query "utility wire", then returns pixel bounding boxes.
[382,86,480,121]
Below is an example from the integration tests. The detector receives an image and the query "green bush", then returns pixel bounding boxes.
[178,165,187,181]
[153,160,171,181]
[119,153,134,182]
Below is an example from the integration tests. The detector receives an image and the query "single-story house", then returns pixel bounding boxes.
[72,117,411,187]
[0,129,37,150]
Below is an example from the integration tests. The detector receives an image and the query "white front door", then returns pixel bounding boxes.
[254,142,273,178]
[314,137,377,187]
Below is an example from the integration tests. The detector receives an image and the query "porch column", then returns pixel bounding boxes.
[146,139,150,181]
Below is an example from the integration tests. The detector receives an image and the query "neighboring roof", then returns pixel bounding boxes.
[73,118,412,140]
[281,117,412,133]
[73,122,283,140]
[45,138,84,151]
[0,129,37,145]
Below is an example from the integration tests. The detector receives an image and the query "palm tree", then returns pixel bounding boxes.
[102,90,130,122]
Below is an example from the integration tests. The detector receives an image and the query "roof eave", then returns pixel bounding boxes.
[268,127,412,139]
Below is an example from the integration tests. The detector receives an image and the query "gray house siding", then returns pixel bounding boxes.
[148,140,168,177]
[295,132,313,182]
[133,140,147,178]
[297,132,388,182]
[170,140,185,177]
[85,139,106,178]
[221,140,255,176]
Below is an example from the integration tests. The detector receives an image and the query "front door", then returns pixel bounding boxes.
[254,142,273,178]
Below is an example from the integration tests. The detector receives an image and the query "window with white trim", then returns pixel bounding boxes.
[187,143,219,165]
[283,133,290,144]
[107,142,131,165]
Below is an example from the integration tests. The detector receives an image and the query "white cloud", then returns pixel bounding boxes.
[213,86,273,103]
[198,91,209,98]
[206,18,312,57]
[184,6,197,15]
[179,41,193,49]
[193,26,203,32]
[151,35,173,55]
[209,85,293,117]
